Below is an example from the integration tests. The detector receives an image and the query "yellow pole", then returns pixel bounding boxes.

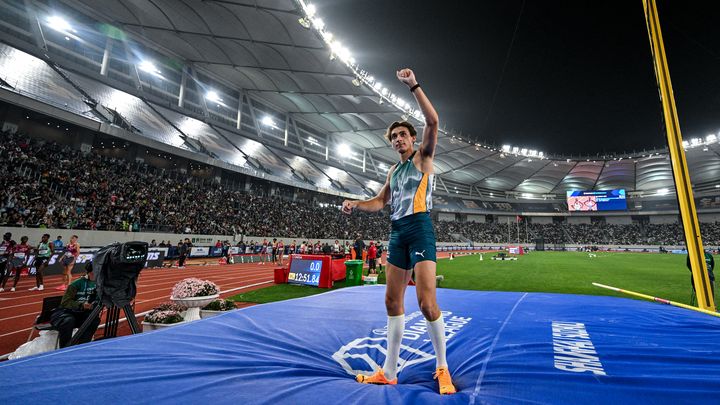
[593,283,720,318]
[641,0,715,311]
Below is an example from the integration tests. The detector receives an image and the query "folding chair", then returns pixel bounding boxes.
[27,295,63,344]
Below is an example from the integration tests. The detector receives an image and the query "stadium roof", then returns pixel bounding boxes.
[0,0,719,200]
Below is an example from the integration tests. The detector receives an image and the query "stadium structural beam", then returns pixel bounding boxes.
[121,41,143,91]
[24,1,48,52]
[178,66,188,108]
[244,91,263,139]
[100,37,113,76]
[642,0,715,311]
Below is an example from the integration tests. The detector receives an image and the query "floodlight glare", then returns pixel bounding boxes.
[47,15,72,32]
[373,82,382,91]
[706,134,717,143]
[312,18,325,30]
[522,193,533,198]
[337,143,352,156]
[261,116,276,127]
[305,3,317,17]
[656,188,670,196]
[502,145,511,152]
[381,88,388,96]
[205,91,221,102]
[138,61,159,74]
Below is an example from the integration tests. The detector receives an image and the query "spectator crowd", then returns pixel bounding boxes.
[2,130,720,246]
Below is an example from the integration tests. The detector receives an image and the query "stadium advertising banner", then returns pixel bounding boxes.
[189,247,209,257]
[567,190,627,211]
[21,248,166,276]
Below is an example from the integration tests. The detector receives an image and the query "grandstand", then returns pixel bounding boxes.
[1,1,720,404]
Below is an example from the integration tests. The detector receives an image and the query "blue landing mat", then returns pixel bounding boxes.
[1,286,719,404]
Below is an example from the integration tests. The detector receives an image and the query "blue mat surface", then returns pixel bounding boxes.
[2,286,720,404]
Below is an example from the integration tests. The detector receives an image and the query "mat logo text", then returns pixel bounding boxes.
[552,321,606,376]
[332,310,472,376]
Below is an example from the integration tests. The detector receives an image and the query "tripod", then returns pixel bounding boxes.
[68,301,141,346]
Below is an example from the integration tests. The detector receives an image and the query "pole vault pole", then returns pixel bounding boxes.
[642,0,715,311]
[593,282,720,318]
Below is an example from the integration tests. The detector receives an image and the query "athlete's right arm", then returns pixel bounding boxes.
[342,166,394,214]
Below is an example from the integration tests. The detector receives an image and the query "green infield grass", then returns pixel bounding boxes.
[229,251,714,306]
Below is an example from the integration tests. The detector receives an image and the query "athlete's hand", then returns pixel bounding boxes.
[396,68,417,87]
[342,200,358,215]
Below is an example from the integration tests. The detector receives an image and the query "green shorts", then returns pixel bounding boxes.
[387,212,437,270]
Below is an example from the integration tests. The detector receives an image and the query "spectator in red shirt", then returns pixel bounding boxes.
[368,241,378,275]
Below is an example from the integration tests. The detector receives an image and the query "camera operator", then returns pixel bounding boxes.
[50,262,100,348]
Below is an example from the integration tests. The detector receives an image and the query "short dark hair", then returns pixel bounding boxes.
[385,121,417,142]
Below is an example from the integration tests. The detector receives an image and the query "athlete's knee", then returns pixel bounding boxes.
[385,294,404,315]
[418,298,439,320]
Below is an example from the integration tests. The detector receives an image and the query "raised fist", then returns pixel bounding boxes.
[396,68,417,87]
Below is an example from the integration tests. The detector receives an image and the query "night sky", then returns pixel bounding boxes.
[312,0,720,156]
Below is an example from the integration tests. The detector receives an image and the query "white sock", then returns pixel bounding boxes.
[382,314,404,380]
[427,314,448,369]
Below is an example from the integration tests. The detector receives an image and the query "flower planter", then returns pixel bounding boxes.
[141,321,185,332]
[171,294,220,321]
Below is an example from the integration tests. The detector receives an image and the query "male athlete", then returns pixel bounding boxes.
[342,68,455,395]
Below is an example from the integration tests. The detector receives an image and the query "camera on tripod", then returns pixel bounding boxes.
[69,241,148,346]
[92,241,148,307]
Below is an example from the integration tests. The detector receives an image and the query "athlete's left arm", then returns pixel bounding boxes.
[397,68,439,171]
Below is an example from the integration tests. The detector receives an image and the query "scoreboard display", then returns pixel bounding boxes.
[288,258,323,286]
[567,189,627,211]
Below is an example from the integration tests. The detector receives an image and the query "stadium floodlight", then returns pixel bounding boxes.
[138,60,160,75]
[373,82,382,91]
[682,140,689,148]
[47,15,72,33]
[512,147,520,154]
[312,17,325,30]
[298,17,311,28]
[305,3,317,17]
[520,148,528,155]
[205,91,222,102]
[367,76,375,85]
[337,143,352,156]
[322,31,333,42]
[539,151,544,158]
[657,188,670,196]
[381,88,389,96]
[691,137,702,146]
[261,116,276,128]
[706,134,717,143]
[522,193,534,198]
[502,145,511,152]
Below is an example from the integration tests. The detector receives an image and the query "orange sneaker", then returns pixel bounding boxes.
[356,369,397,385]
[433,367,456,395]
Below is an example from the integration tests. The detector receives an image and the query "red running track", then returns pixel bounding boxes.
[0,261,277,358]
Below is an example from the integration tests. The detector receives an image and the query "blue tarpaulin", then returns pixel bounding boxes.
[1,286,719,404]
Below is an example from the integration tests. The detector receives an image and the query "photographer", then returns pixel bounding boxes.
[50,263,100,348]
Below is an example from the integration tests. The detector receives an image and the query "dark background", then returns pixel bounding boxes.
[313,0,720,155]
